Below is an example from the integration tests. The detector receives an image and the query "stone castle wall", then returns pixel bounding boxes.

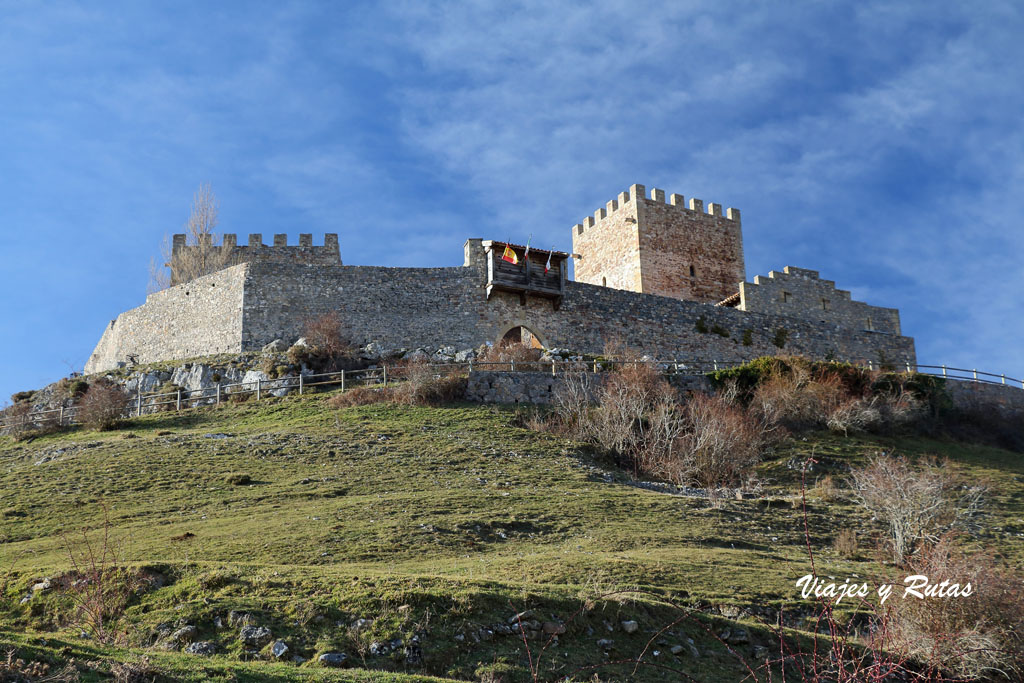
[572,185,744,304]
[170,233,340,285]
[85,265,246,373]
[738,266,901,334]
[86,242,915,375]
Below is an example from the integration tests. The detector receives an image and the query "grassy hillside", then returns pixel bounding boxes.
[1,391,1022,681]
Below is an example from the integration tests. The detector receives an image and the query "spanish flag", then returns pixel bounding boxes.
[502,244,518,265]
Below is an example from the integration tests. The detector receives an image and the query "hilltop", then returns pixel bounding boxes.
[1,377,1023,681]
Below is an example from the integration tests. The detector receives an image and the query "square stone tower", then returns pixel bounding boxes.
[571,184,745,304]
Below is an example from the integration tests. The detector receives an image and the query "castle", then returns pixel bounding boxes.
[84,184,914,374]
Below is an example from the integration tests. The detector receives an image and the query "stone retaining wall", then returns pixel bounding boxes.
[464,371,713,404]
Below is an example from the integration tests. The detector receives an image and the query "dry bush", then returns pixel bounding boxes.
[327,386,389,408]
[815,474,838,502]
[848,455,985,564]
[827,391,924,436]
[111,656,160,683]
[550,370,594,437]
[77,380,129,431]
[1,401,34,440]
[750,365,846,432]
[477,340,542,371]
[668,393,763,488]
[832,528,858,558]
[589,363,678,473]
[391,360,467,405]
[881,538,1024,679]
[296,311,355,372]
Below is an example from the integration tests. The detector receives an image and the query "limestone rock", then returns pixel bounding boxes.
[240,625,272,648]
[271,640,289,659]
[262,339,288,353]
[455,349,476,363]
[184,641,216,656]
[318,652,348,667]
[621,620,639,634]
[170,625,197,645]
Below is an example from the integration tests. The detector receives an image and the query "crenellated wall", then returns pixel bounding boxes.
[572,184,744,304]
[170,233,340,285]
[737,266,901,335]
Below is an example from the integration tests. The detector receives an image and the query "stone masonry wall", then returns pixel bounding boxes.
[571,184,744,304]
[170,233,340,285]
[85,245,915,374]
[84,265,247,373]
[238,252,914,366]
[738,266,901,335]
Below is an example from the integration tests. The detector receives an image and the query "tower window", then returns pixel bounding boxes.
[602,276,607,287]
[782,291,791,303]
[688,265,695,278]
[866,317,874,331]
[821,299,829,311]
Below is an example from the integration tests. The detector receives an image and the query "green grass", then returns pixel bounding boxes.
[1,393,1022,681]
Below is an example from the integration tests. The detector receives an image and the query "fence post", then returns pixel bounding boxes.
[1001,374,1005,385]
[176,389,181,411]
[256,379,261,401]
[942,364,947,377]
[299,374,304,395]
[341,369,345,392]
[973,369,978,382]
[906,361,911,373]
[136,390,142,417]
[469,359,473,372]
[593,359,597,373]
[383,365,388,388]
[868,360,874,371]
[216,384,221,404]
[59,405,64,426]
[551,360,556,377]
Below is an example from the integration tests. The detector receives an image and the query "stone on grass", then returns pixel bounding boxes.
[318,652,348,667]
[621,620,639,634]
[184,641,216,656]
[239,625,272,648]
[271,640,289,659]
[170,625,197,645]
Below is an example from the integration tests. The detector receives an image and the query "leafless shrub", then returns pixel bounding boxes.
[59,506,138,645]
[1,401,34,440]
[327,385,387,408]
[293,311,356,372]
[391,360,467,405]
[833,528,858,558]
[881,537,1024,679]
[111,656,160,683]
[477,340,543,371]
[0,650,78,681]
[150,183,234,292]
[750,366,846,432]
[827,391,924,436]
[550,369,594,437]
[77,379,129,431]
[848,455,986,564]
[668,393,763,488]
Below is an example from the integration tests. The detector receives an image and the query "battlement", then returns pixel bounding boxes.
[170,233,341,285]
[739,266,900,334]
[571,183,745,304]
[573,184,740,237]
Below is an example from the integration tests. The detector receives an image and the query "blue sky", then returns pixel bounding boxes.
[1,1,1023,400]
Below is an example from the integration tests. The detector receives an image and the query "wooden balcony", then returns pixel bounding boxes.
[482,240,568,308]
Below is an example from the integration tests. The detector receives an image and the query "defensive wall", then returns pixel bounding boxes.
[170,233,340,285]
[85,240,915,374]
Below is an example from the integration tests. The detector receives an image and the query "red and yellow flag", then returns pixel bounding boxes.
[502,244,518,264]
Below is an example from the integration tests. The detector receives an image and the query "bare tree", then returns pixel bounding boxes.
[848,455,985,564]
[149,183,233,291]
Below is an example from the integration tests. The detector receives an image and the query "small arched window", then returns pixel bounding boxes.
[602,276,607,287]
[689,265,695,278]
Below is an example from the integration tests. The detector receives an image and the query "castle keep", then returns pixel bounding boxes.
[84,184,914,374]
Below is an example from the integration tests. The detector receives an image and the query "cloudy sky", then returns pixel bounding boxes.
[1,1,1022,400]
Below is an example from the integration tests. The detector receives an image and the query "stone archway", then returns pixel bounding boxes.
[496,322,546,349]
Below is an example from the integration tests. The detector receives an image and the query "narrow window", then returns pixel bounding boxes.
[602,276,607,287]
[866,317,874,331]
[688,265,695,278]
[782,291,791,303]
[821,298,829,311]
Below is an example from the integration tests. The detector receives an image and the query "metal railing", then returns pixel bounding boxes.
[1,358,1020,430]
